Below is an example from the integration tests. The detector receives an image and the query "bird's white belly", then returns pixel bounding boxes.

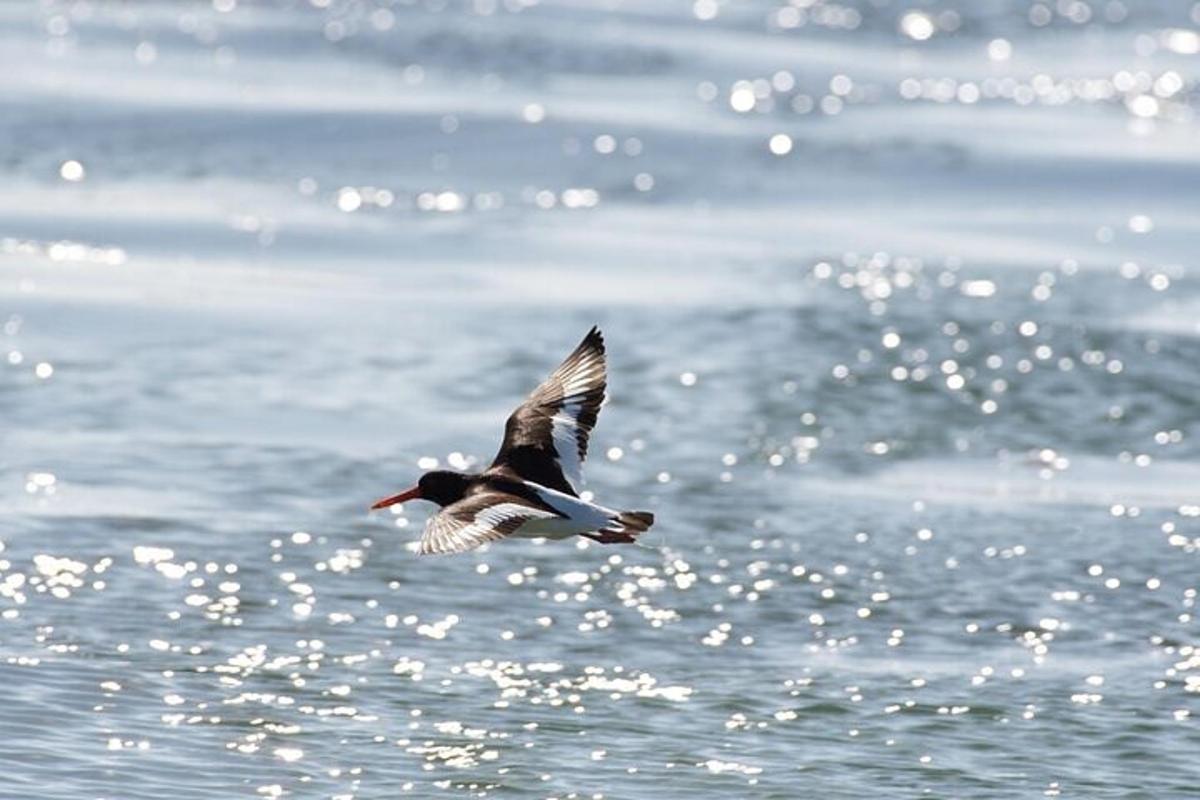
[512,516,596,539]
[506,482,620,539]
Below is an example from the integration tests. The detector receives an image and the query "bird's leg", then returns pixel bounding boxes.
[581,531,636,544]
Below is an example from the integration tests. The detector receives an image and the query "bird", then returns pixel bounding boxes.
[370,327,654,555]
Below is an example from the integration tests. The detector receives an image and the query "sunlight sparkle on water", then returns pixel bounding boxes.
[4,2,1199,797]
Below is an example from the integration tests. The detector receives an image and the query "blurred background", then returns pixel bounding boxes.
[3,1,1200,797]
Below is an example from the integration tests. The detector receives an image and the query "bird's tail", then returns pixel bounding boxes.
[614,511,654,534]
[586,511,655,544]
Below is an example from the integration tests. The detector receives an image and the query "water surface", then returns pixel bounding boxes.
[3,1,1200,797]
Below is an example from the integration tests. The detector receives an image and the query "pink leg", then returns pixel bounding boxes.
[581,531,636,544]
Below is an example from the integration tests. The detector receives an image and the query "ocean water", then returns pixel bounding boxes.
[3,1,1200,797]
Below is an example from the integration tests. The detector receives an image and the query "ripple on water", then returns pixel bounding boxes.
[4,0,1200,797]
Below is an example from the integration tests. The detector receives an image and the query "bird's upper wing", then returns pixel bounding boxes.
[420,493,558,556]
[490,327,606,495]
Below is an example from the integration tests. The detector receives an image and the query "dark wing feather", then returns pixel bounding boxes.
[490,327,607,495]
[420,492,557,556]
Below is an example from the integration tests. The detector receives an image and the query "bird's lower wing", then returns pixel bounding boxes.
[420,494,558,556]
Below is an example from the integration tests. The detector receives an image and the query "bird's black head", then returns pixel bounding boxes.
[370,470,470,510]
[416,470,471,506]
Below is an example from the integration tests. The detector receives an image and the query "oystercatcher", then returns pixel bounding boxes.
[370,327,654,555]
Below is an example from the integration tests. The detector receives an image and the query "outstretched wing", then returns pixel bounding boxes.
[420,493,558,556]
[490,327,606,495]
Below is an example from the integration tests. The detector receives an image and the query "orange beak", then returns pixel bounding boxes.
[370,485,421,510]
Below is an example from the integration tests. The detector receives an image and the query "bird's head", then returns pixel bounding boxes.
[370,470,470,511]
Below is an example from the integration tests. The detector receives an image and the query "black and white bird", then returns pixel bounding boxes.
[370,327,654,555]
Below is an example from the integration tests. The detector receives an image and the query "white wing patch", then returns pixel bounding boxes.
[420,502,557,556]
[550,399,586,489]
[541,339,605,489]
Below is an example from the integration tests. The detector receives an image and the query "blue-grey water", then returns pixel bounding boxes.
[3,1,1200,797]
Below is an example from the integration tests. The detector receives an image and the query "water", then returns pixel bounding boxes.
[3,1,1200,797]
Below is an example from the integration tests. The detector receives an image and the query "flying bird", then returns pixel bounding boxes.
[370,327,654,555]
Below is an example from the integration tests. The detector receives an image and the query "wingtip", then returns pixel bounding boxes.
[583,325,604,352]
